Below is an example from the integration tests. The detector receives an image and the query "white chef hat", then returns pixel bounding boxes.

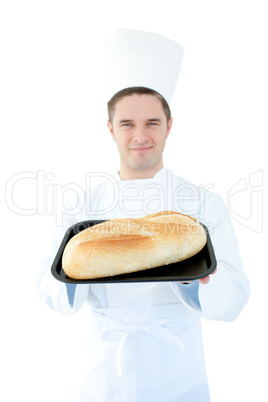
[106,28,184,105]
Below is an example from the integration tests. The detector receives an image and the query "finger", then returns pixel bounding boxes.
[198,268,217,285]
[198,276,210,285]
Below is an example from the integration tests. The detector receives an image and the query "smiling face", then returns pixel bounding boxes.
[107,94,173,180]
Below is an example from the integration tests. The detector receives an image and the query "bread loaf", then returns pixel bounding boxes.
[62,211,207,280]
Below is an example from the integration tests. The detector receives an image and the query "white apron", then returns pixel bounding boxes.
[77,303,210,402]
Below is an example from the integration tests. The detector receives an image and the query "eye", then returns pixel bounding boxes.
[121,122,133,128]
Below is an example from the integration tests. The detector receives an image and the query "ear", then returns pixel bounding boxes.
[166,117,173,138]
[107,120,116,141]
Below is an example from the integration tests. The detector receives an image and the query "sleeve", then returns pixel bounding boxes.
[170,193,250,322]
[36,224,89,315]
[36,180,110,315]
[36,188,94,316]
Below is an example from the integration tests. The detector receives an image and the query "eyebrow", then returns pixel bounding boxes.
[119,119,133,124]
[119,118,162,124]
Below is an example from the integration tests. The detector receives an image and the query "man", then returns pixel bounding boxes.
[106,86,214,285]
[37,30,250,401]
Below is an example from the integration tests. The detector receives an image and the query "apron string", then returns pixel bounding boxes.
[101,318,185,376]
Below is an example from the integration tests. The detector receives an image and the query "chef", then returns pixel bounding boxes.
[37,29,250,401]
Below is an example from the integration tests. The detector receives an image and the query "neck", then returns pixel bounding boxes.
[119,162,164,181]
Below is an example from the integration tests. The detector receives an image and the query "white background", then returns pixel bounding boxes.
[1,0,267,401]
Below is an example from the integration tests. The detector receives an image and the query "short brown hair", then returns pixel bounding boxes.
[107,87,171,123]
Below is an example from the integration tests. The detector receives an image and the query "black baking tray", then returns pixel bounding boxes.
[51,220,217,284]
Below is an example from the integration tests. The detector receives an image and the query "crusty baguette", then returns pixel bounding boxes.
[62,211,207,279]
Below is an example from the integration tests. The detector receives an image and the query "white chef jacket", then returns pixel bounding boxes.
[37,167,250,402]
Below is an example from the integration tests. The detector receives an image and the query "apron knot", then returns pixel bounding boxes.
[100,316,185,376]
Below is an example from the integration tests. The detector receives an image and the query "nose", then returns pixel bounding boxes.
[133,126,148,144]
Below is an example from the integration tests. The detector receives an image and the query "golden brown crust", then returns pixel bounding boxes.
[62,211,207,279]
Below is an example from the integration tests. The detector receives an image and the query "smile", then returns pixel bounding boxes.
[130,146,153,151]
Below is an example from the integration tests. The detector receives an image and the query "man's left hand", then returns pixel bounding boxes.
[198,268,217,285]
[181,268,217,285]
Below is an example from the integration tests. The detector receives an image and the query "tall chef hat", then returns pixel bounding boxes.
[106,28,184,105]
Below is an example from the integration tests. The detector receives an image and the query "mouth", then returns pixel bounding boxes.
[130,146,153,152]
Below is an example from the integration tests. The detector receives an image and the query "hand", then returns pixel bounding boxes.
[198,268,217,285]
[180,268,217,285]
